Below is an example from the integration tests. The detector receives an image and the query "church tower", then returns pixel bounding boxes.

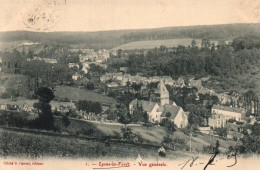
[154,80,169,106]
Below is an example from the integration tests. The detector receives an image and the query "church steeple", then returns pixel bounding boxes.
[155,80,169,106]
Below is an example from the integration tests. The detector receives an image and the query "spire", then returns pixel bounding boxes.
[155,79,169,94]
[155,79,169,106]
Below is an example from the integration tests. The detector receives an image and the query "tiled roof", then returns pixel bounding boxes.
[212,105,245,113]
[159,104,182,119]
[129,99,157,113]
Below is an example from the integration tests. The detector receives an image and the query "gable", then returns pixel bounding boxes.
[160,104,182,119]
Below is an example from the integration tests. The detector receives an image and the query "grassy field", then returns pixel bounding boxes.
[113,38,219,50]
[0,113,238,159]
[0,127,193,160]
[54,117,237,153]
[54,86,116,104]
[0,98,77,110]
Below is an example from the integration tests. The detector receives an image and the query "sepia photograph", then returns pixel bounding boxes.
[0,0,260,169]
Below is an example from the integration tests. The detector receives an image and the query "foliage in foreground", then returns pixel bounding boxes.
[0,130,158,159]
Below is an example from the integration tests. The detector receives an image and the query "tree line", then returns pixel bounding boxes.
[113,38,260,78]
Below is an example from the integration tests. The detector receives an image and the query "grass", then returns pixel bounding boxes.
[0,98,77,110]
[54,86,117,104]
[0,114,238,159]
[0,128,190,160]
[54,117,237,153]
[112,38,219,50]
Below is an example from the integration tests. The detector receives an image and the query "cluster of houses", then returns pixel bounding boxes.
[27,57,58,64]
[69,49,113,81]
[100,72,186,88]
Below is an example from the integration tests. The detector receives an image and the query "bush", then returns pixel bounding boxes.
[82,128,94,136]
[202,144,215,153]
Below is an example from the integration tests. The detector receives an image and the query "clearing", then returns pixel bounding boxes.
[54,86,117,105]
[113,38,219,50]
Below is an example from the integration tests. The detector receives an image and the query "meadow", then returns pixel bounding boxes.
[113,38,219,50]
[54,86,117,105]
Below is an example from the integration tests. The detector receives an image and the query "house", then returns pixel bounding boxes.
[107,82,119,88]
[174,78,186,88]
[129,99,161,122]
[211,105,245,122]
[43,58,58,64]
[112,72,123,81]
[149,76,161,83]
[188,77,202,88]
[33,57,58,64]
[119,67,128,72]
[208,114,227,128]
[162,76,175,86]
[0,86,6,93]
[68,63,80,69]
[0,103,8,110]
[72,73,82,81]
[129,80,188,128]
[159,105,188,128]
[82,67,88,74]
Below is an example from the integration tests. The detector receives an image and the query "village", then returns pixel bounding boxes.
[0,42,259,145]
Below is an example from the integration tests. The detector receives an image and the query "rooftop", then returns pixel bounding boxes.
[212,105,245,113]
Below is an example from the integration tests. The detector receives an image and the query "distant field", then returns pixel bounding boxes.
[113,38,219,50]
[54,86,117,104]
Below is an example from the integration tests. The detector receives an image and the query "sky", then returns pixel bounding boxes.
[0,0,259,32]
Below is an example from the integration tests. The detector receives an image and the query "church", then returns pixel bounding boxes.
[129,80,188,128]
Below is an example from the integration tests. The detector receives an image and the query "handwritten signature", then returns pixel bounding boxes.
[178,151,237,170]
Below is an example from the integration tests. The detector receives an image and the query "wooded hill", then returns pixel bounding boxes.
[1,23,260,49]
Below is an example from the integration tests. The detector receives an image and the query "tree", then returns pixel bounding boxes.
[33,87,55,130]
[162,119,177,149]
[27,50,34,59]
[62,112,70,130]
[86,82,95,90]
[131,82,142,93]
[121,126,133,141]
[191,39,197,48]
[201,39,211,49]
[107,111,117,121]
[215,140,220,153]
[215,127,228,137]
[132,104,145,123]
[119,112,132,128]
[164,119,177,137]
[165,112,171,119]
[91,102,102,114]
[35,87,55,103]
[143,111,149,123]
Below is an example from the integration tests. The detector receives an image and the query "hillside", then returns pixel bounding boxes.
[54,118,236,153]
[0,117,237,159]
[54,86,117,105]
[1,23,260,49]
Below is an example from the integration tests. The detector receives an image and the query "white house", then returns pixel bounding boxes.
[211,105,245,122]
[72,73,82,81]
[107,82,119,88]
[68,63,80,69]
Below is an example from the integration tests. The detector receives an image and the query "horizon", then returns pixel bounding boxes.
[0,22,259,34]
[0,0,259,32]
